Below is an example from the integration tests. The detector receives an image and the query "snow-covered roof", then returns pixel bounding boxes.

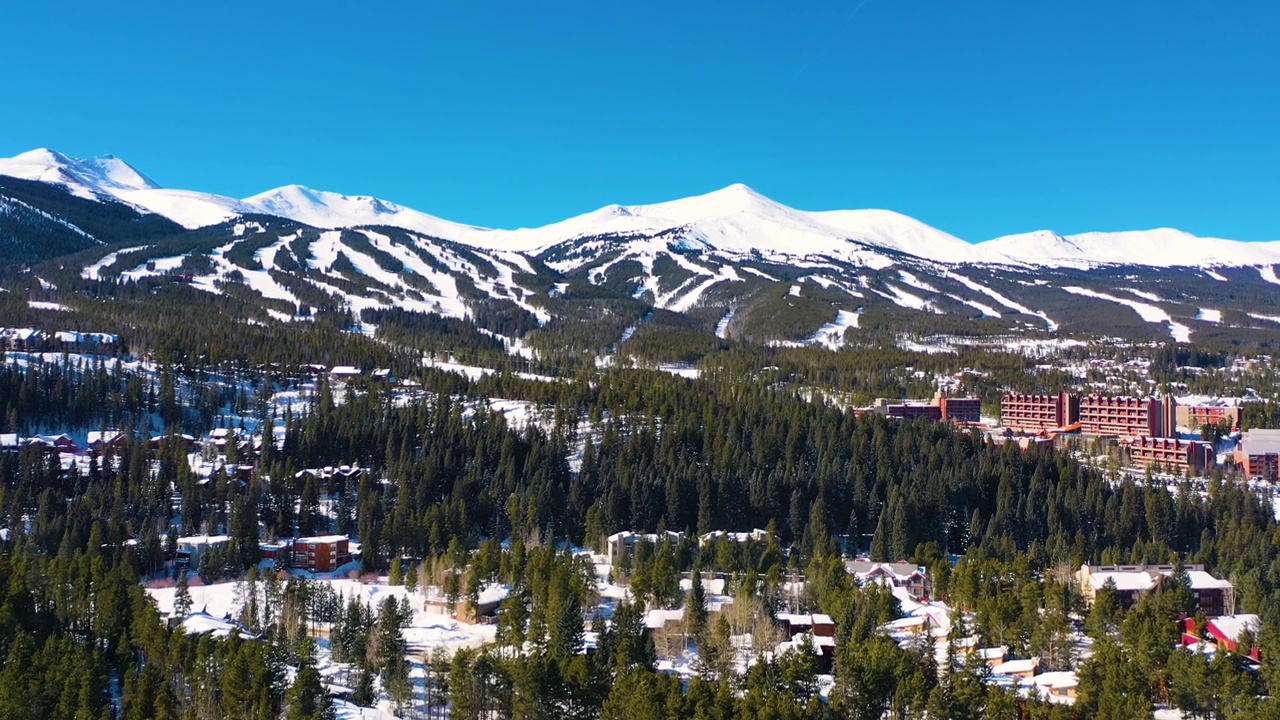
[177,534,230,546]
[992,658,1039,675]
[294,534,349,545]
[1210,614,1259,642]
[645,608,684,630]
[1088,570,1159,592]
[1186,570,1233,590]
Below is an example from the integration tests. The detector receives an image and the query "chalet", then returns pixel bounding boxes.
[0,328,42,351]
[845,560,929,600]
[150,433,197,450]
[1028,671,1079,703]
[30,434,78,454]
[776,613,836,639]
[0,434,20,453]
[329,366,362,383]
[1182,614,1260,660]
[87,430,126,453]
[292,535,352,572]
[991,657,1040,680]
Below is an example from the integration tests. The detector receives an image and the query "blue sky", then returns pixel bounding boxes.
[2,0,1277,240]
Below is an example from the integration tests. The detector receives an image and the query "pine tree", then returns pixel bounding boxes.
[174,572,193,618]
[285,639,335,720]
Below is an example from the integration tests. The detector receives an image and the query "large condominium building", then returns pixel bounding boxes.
[937,395,981,424]
[1000,392,1079,432]
[1234,429,1280,482]
[1078,395,1175,438]
[1126,436,1213,473]
[1176,401,1242,431]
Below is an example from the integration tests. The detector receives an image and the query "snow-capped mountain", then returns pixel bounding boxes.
[979,228,1280,269]
[5,148,1278,271]
[7,146,1280,351]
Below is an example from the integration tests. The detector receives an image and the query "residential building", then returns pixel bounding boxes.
[1235,429,1280,481]
[605,530,684,566]
[1000,392,1080,432]
[176,535,230,569]
[1078,395,1170,437]
[871,398,942,421]
[937,395,981,424]
[845,560,929,600]
[1125,436,1213,474]
[1076,563,1234,616]
[1181,614,1260,660]
[1176,400,1242,431]
[291,535,352,572]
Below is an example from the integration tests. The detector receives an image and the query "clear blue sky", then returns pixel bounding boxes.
[2,0,1277,240]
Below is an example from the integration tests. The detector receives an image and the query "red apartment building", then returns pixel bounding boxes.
[291,535,352,572]
[1126,436,1213,473]
[1078,395,1175,438]
[938,396,981,424]
[1000,392,1080,432]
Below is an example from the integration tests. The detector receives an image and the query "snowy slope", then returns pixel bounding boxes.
[979,228,1280,269]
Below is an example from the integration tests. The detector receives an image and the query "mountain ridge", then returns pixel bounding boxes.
[2,148,1278,270]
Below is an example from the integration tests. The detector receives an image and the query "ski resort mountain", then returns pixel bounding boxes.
[4,147,1280,355]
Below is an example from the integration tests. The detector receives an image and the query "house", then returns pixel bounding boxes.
[1182,614,1260,659]
[605,531,684,566]
[292,535,352,572]
[776,613,836,639]
[150,433,197,450]
[0,434,20,452]
[0,328,43,351]
[329,366,362,383]
[992,657,1040,679]
[87,430,126,453]
[176,535,231,569]
[422,583,509,624]
[30,434,78,454]
[645,608,685,634]
[978,646,1008,666]
[1076,563,1234,616]
[1028,671,1079,703]
[699,529,769,545]
[845,560,929,600]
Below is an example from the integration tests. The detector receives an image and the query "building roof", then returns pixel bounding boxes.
[176,534,230,546]
[992,658,1039,675]
[1240,429,1280,455]
[294,534,349,545]
[1210,614,1259,643]
[1185,570,1233,590]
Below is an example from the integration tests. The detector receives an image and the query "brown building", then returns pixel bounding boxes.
[1126,436,1213,473]
[1079,395,1172,438]
[1077,563,1233,616]
[1000,392,1079,432]
[1234,429,1280,482]
[292,535,352,572]
[1176,402,1241,431]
